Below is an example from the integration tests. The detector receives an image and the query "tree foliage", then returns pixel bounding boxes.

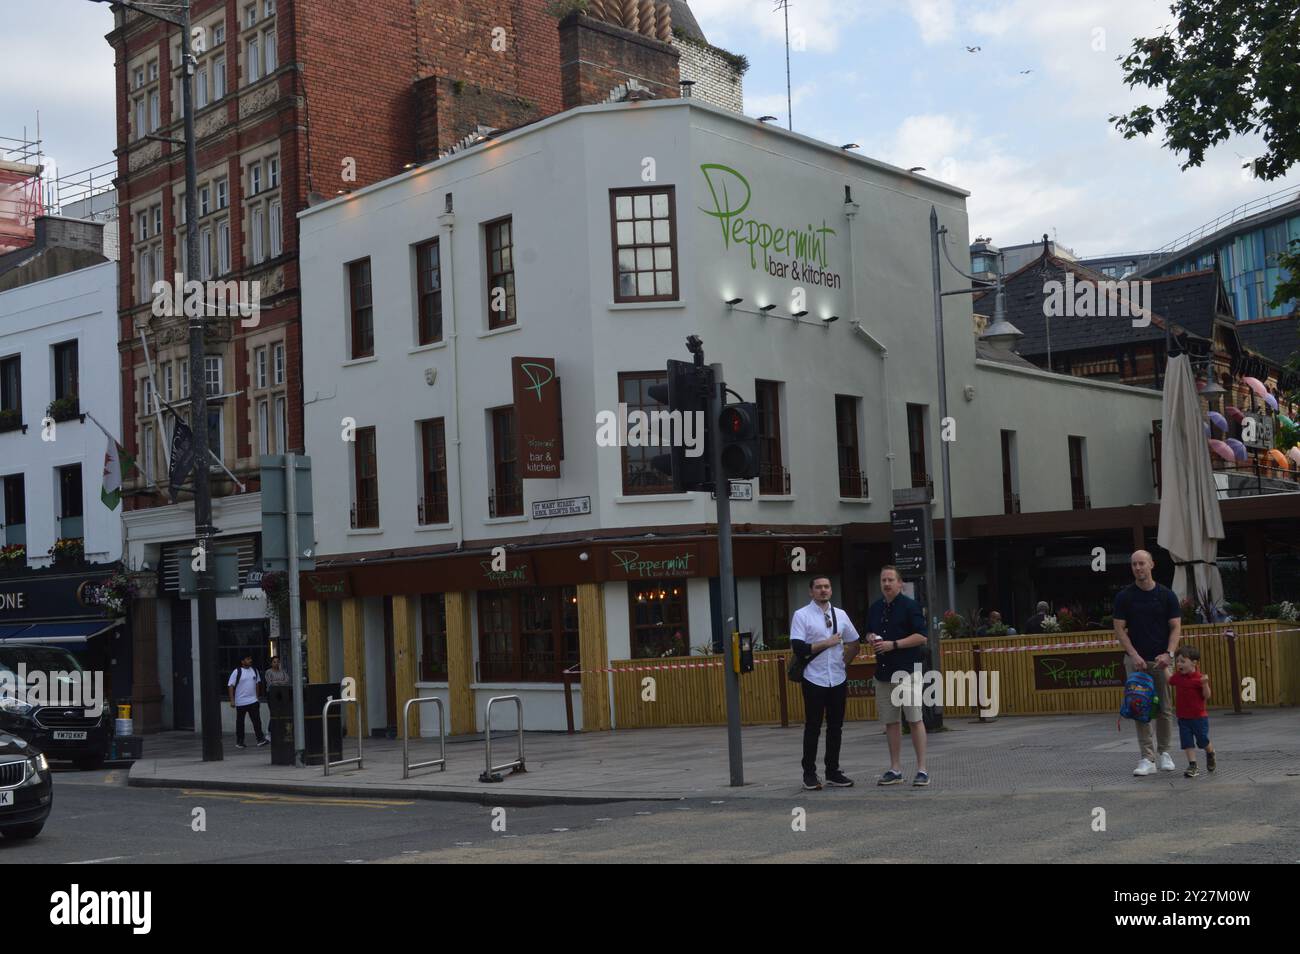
[1110,1,1300,181]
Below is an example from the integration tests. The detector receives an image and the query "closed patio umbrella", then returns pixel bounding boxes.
[1159,354,1225,615]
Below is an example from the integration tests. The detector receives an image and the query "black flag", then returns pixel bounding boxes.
[168,419,195,503]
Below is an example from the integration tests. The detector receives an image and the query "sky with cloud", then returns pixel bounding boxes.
[3,0,1297,259]
[691,0,1300,257]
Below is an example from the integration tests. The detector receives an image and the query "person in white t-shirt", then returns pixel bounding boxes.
[227,655,268,748]
[790,576,861,790]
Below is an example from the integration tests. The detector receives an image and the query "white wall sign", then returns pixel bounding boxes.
[532,496,591,519]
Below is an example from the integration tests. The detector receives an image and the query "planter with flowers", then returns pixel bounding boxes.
[0,543,25,573]
[1039,614,1062,633]
[81,568,137,617]
[0,408,21,434]
[48,537,84,567]
[46,395,80,423]
[260,570,291,627]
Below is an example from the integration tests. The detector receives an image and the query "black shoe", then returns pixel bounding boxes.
[825,770,854,787]
[235,742,246,749]
[256,738,270,747]
[1184,763,1200,778]
[1206,751,1216,773]
[802,772,822,790]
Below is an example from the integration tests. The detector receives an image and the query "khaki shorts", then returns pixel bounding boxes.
[876,679,923,725]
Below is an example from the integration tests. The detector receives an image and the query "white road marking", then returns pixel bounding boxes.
[66,856,128,865]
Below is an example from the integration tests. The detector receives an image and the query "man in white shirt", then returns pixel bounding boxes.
[790,576,861,790]
[227,654,268,748]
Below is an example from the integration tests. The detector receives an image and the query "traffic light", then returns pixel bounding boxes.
[648,359,712,492]
[718,402,761,479]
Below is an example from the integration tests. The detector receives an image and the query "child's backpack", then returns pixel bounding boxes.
[1119,670,1159,723]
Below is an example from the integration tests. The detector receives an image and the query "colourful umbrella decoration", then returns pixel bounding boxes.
[1265,392,1279,411]
[1281,414,1297,430]
[1225,438,1248,462]
[1288,447,1300,469]
[1208,439,1236,462]
[1225,405,1245,423]
[1207,410,1228,431]
[1242,376,1269,399]
[1269,448,1290,470]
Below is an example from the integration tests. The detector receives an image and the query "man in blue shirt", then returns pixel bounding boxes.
[867,565,930,786]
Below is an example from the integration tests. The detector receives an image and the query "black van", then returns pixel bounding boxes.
[0,730,53,840]
[0,643,111,770]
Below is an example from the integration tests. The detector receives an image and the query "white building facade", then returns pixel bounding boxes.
[297,99,1163,733]
[0,260,122,568]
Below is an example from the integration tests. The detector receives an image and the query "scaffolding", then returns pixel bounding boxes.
[0,134,44,254]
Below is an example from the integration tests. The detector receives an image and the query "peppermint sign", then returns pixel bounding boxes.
[698,163,842,288]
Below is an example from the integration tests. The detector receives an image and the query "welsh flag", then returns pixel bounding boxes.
[101,436,135,510]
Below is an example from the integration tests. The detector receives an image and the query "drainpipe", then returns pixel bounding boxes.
[439,194,466,551]
[844,186,895,497]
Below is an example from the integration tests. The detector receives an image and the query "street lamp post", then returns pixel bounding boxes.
[98,0,222,760]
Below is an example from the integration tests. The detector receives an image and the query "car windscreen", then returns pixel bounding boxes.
[0,645,85,676]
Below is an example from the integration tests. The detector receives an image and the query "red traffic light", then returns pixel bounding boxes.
[719,403,758,439]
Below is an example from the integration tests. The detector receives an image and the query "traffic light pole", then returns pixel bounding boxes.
[709,362,744,787]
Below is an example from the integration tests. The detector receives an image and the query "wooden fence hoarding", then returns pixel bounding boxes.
[610,621,1298,728]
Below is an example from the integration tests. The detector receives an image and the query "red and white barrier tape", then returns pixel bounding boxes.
[959,626,1289,654]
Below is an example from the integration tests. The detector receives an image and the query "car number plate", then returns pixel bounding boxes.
[53,730,87,740]
[0,791,12,806]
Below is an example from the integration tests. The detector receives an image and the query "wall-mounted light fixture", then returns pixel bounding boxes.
[725,297,744,308]
[792,310,808,318]
[822,315,839,324]
[760,304,776,314]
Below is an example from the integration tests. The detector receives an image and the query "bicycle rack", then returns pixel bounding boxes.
[479,695,526,783]
[322,696,363,776]
[401,696,447,778]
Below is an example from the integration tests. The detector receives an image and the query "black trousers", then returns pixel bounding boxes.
[235,702,265,744]
[801,679,848,774]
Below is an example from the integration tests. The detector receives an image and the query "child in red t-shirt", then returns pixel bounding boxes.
[1169,646,1215,777]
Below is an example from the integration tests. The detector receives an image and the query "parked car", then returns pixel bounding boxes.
[0,643,110,770]
[0,730,53,840]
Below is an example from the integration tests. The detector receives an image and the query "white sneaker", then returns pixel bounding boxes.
[1133,758,1157,776]
[1159,752,1176,771]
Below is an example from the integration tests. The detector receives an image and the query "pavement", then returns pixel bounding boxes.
[126,708,1300,805]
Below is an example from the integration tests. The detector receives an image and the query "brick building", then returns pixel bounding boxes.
[105,0,729,734]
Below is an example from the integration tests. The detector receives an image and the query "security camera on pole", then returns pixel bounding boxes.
[649,336,760,787]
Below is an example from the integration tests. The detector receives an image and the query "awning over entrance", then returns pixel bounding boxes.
[0,620,122,643]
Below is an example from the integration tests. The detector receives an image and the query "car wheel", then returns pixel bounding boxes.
[1,822,44,840]
[75,754,106,771]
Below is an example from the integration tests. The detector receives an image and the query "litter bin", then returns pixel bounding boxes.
[267,684,295,765]
[303,682,343,766]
